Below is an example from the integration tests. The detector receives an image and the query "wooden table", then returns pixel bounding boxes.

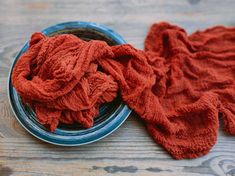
[1,0,235,175]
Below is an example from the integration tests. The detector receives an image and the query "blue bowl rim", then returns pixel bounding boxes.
[7,21,132,146]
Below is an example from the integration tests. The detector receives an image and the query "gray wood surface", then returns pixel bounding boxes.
[1,0,235,175]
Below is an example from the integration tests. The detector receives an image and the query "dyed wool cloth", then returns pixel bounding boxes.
[12,22,235,159]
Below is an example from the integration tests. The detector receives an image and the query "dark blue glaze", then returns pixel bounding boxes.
[8,21,132,146]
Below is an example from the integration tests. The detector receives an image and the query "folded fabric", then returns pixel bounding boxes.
[12,22,235,159]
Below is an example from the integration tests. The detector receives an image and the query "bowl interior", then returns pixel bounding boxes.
[21,28,122,132]
[49,28,118,45]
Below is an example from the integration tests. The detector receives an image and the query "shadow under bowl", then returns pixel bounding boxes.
[8,21,132,146]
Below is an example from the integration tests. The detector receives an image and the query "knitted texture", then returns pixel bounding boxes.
[11,22,235,159]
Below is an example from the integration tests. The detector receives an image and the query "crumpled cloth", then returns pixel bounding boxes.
[12,22,235,159]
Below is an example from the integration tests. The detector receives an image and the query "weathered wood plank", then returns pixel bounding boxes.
[0,0,235,175]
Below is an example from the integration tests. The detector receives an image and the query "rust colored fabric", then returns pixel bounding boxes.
[12,33,119,131]
[11,22,235,159]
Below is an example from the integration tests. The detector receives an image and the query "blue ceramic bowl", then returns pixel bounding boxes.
[8,21,132,146]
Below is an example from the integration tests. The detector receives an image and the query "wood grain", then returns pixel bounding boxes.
[0,0,235,175]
